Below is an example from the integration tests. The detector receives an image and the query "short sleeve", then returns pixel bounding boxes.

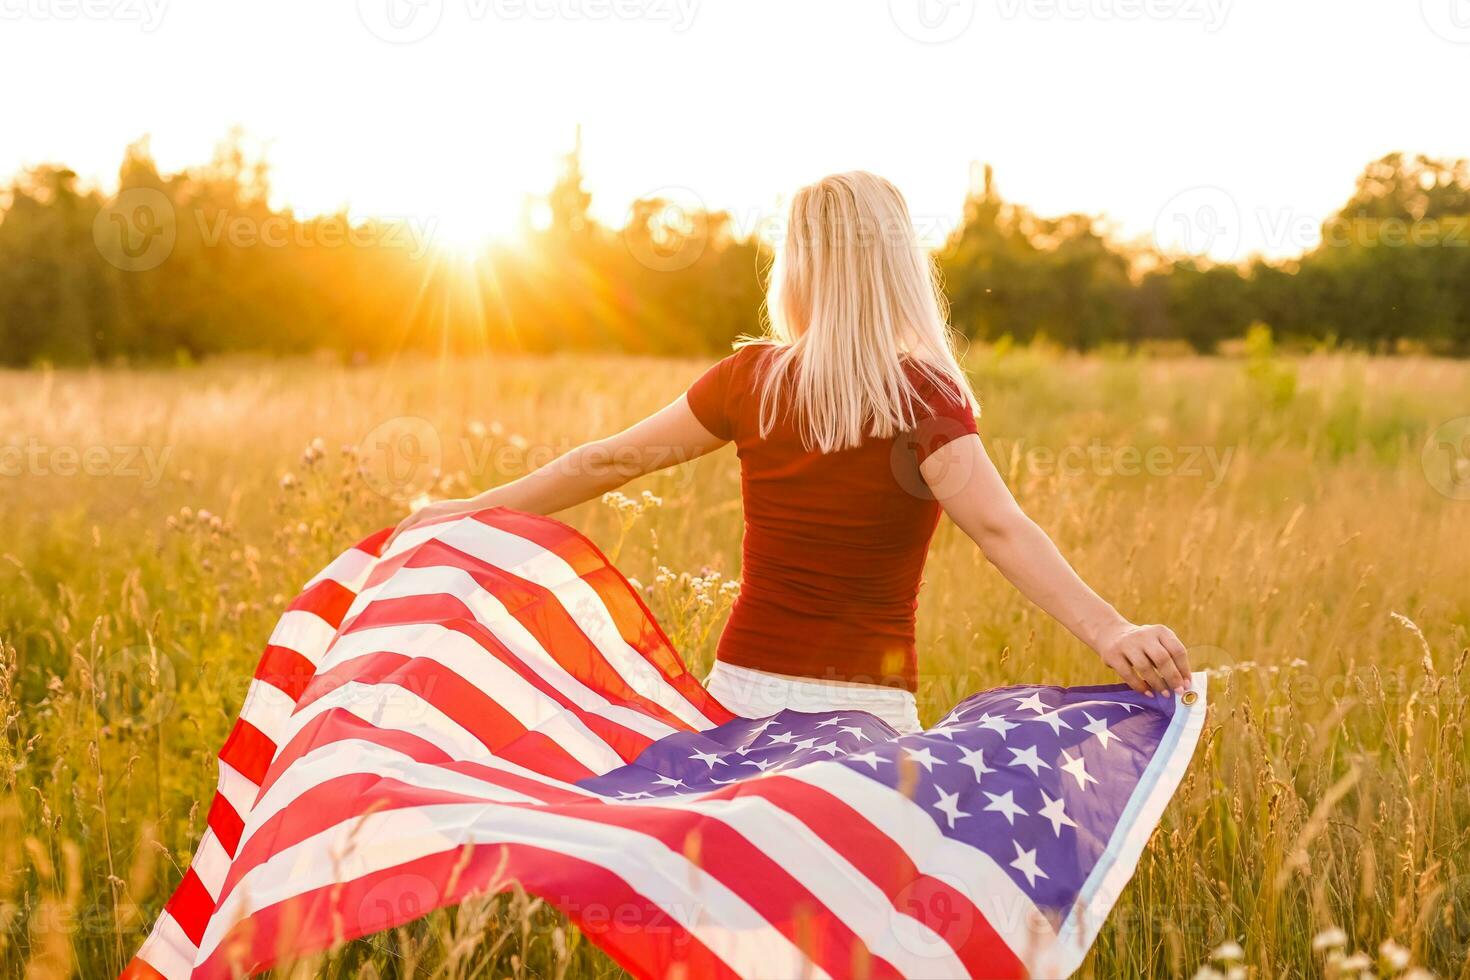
[685,352,739,441]
[910,372,978,464]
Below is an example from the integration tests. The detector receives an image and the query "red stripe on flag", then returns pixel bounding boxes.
[218,718,276,785]
[286,577,356,628]
[254,644,316,700]
[206,792,247,856]
[118,955,169,980]
[163,868,215,947]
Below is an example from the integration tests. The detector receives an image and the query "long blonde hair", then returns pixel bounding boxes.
[741,171,978,453]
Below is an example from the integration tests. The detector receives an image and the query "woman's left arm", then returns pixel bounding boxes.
[921,432,1193,697]
[385,396,726,545]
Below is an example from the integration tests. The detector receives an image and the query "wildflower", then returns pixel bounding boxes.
[1212,940,1244,962]
[302,437,326,465]
[467,420,488,440]
[1190,968,1226,980]
[1378,940,1410,972]
[280,473,297,490]
[1312,927,1347,952]
[1336,952,1371,972]
[640,489,663,508]
[627,578,644,593]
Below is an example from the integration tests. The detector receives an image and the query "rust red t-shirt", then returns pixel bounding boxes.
[685,344,978,692]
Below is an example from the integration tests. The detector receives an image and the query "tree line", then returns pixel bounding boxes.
[1,135,1467,366]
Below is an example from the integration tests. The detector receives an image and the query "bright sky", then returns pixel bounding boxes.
[1,0,1467,260]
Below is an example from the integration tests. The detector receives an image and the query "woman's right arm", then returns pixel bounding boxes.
[385,395,726,546]
[920,433,1192,697]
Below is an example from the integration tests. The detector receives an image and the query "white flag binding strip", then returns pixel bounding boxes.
[124,507,1206,980]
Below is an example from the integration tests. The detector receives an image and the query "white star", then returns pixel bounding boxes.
[1081,712,1116,749]
[976,713,1020,740]
[792,737,819,751]
[1030,708,1073,736]
[816,717,843,728]
[1009,842,1049,887]
[653,774,685,789]
[928,726,958,740]
[847,750,889,770]
[1037,791,1078,836]
[749,719,778,735]
[931,787,970,829]
[1012,692,1048,715]
[690,748,723,769]
[742,757,778,772]
[958,746,996,783]
[1007,745,1051,776]
[983,789,1028,825]
[1059,750,1098,790]
[838,725,871,741]
[616,790,651,800]
[812,742,842,756]
[767,731,796,745]
[903,745,942,773]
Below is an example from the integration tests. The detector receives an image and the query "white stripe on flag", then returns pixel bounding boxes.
[265,609,339,666]
[304,545,378,592]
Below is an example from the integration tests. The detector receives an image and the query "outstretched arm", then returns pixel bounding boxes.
[921,433,1192,697]
[386,396,725,545]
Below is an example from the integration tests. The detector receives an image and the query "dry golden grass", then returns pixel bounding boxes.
[1,345,1468,978]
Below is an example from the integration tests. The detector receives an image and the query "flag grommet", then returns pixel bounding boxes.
[1181,690,1199,706]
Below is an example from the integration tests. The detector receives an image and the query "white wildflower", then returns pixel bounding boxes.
[1378,940,1410,972]
[1212,940,1244,962]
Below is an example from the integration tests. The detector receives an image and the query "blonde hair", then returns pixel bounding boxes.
[740,171,978,453]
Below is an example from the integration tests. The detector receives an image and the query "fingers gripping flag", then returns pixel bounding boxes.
[124,508,1207,980]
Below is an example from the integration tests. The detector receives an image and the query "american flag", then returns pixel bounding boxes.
[124,507,1207,980]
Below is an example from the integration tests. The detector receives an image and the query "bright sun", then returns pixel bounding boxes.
[412,186,526,257]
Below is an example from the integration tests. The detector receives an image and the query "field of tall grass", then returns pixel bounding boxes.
[2,342,1468,978]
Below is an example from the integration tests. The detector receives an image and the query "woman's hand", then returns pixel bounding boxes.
[384,496,482,550]
[1094,622,1192,698]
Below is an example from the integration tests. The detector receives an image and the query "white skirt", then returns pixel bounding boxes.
[704,660,922,735]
